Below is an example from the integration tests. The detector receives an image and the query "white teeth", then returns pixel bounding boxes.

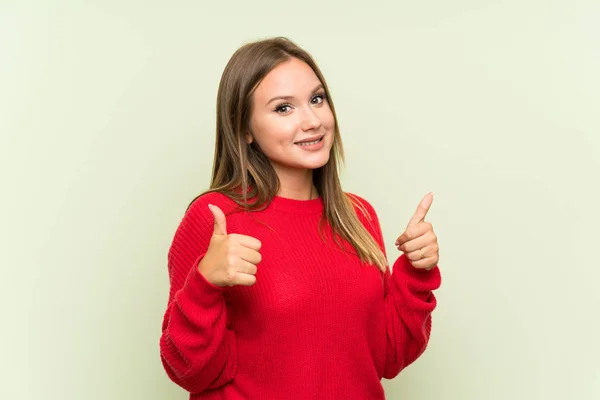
[297,138,322,146]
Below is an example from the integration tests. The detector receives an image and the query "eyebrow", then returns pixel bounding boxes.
[265,84,324,106]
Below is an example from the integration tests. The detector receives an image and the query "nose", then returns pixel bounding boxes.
[300,107,322,132]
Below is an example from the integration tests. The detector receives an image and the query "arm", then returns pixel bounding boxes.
[159,197,237,393]
[381,252,441,378]
[350,193,441,378]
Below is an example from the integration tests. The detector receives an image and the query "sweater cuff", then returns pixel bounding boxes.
[179,253,226,306]
[393,254,441,292]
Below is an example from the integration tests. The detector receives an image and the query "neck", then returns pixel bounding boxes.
[277,184,318,200]
[274,169,317,200]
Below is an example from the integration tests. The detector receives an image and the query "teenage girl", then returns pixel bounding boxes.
[159,36,441,400]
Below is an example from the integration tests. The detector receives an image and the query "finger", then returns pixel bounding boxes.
[396,222,432,246]
[397,231,433,253]
[407,192,434,228]
[237,260,258,276]
[232,272,257,287]
[409,257,437,270]
[239,247,262,265]
[406,248,429,262]
[208,204,227,236]
[231,234,262,251]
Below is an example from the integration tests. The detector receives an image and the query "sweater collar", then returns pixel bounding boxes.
[268,194,324,214]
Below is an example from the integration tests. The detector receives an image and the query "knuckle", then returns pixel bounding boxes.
[227,244,237,256]
[227,254,237,267]
[224,270,236,285]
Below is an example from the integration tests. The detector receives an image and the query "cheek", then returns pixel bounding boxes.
[320,107,335,130]
[253,115,298,148]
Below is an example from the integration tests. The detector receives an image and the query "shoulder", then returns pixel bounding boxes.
[168,191,241,258]
[186,190,249,219]
[174,191,239,236]
[186,191,235,215]
[344,191,379,221]
[344,192,385,246]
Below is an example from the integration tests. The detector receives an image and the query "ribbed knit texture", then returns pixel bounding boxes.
[159,191,441,400]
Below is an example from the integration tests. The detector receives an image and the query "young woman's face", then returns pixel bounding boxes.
[248,57,335,177]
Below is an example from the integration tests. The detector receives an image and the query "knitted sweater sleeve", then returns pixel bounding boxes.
[159,197,237,393]
[349,194,441,379]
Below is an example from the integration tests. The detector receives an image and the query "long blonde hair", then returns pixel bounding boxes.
[188,36,388,273]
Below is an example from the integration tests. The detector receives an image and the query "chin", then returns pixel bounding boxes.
[274,154,330,172]
[300,155,330,170]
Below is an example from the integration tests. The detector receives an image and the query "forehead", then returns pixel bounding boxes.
[254,58,321,100]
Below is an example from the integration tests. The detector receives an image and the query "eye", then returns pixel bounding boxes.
[273,91,327,114]
[311,91,327,105]
[274,103,292,114]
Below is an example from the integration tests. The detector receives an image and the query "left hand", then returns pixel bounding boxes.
[395,192,439,270]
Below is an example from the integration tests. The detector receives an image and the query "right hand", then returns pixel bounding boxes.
[198,204,262,287]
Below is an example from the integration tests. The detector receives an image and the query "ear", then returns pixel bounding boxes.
[246,132,253,144]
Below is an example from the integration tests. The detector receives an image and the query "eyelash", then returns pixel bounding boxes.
[273,91,327,114]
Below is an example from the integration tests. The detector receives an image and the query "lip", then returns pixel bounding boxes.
[295,136,325,151]
[294,135,324,144]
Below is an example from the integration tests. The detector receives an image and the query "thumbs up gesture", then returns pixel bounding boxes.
[197,204,263,287]
[395,193,439,270]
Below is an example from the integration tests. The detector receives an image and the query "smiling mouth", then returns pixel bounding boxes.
[295,136,324,146]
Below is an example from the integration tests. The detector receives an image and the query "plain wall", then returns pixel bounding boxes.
[1,0,598,399]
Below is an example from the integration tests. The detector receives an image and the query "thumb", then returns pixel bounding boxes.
[406,192,434,228]
[208,204,227,236]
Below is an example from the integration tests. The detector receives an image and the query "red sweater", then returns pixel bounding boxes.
[160,191,441,399]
